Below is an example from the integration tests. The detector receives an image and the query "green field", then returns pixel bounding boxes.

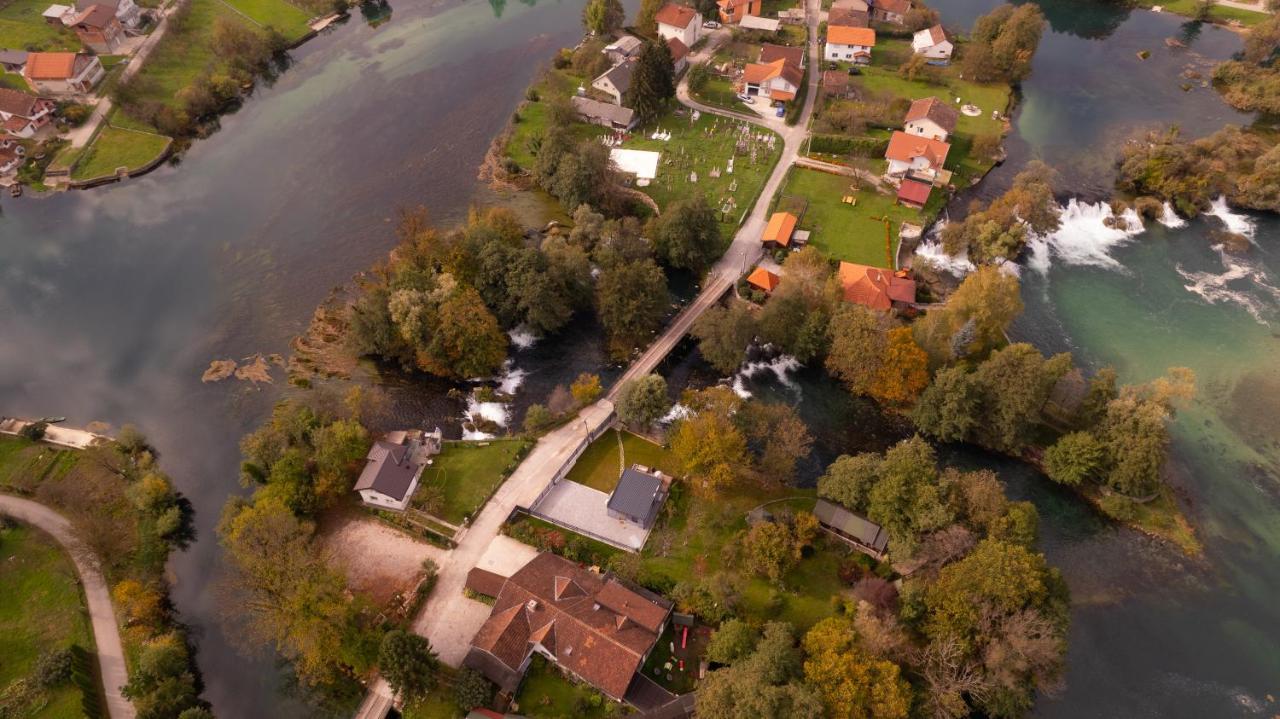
[624,107,783,236]
[0,524,95,719]
[503,68,606,170]
[0,72,29,90]
[0,0,81,51]
[413,440,531,524]
[220,0,313,40]
[563,429,681,492]
[514,655,615,719]
[1134,0,1269,26]
[71,126,171,180]
[776,166,941,267]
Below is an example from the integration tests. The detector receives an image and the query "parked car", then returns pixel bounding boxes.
[828,62,838,71]
[703,20,721,28]
[847,66,862,75]
[737,93,755,104]
[775,104,785,117]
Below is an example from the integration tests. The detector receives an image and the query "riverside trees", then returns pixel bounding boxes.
[960,4,1046,84]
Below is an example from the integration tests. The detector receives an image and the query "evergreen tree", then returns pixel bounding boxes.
[626,38,676,123]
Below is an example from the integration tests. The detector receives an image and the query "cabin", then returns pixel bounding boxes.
[824,25,875,64]
[896,177,932,209]
[912,24,952,64]
[571,95,637,130]
[814,499,889,559]
[606,465,670,529]
[655,3,701,48]
[464,553,674,708]
[761,211,798,248]
[903,96,958,142]
[746,266,780,294]
[603,35,643,64]
[0,50,28,74]
[352,429,441,512]
[829,0,869,26]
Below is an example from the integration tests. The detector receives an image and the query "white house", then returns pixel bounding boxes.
[885,130,950,178]
[0,87,55,139]
[591,59,634,105]
[0,139,25,175]
[824,25,875,64]
[352,430,441,512]
[903,96,958,142]
[22,52,104,95]
[912,24,952,63]
[655,3,701,48]
[742,57,801,102]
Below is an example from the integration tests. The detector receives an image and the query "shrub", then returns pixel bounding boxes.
[1098,493,1137,521]
[808,134,888,157]
[526,87,541,102]
[453,668,492,710]
[34,647,75,688]
[19,421,47,441]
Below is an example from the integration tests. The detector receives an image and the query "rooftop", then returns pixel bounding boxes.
[838,260,916,310]
[885,130,950,166]
[904,96,958,133]
[814,499,889,553]
[352,439,423,501]
[762,211,798,245]
[827,24,876,46]
[655,3,698,28]
[607,465,666,527]
[746,266,780,292]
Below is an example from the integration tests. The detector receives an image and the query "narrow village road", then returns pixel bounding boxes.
[356,5,821,715]
[0,495,136,719]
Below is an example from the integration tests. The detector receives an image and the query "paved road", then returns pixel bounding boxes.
[353,5,822,715]
[0,495,136,719]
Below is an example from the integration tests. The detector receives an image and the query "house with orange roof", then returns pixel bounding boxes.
[655,3,701,48]
[884,130,950,179]
[838,261,916,311]
[824,25,875,64]
[22,52,104,95]
[742,57,802,102]
[717,0,762,24]
[746,266,780,294]
[761,211,798,247]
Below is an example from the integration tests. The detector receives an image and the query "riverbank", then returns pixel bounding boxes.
[0,426,207,717]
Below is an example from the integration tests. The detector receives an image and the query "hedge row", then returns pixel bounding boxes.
[809,134,889,157]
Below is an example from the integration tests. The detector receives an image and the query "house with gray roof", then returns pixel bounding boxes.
[571,95,637,130]
[353,429,440,511]
[0,50,28,74]
[591,59,634,106]
[607,465,669,529]
[814,498,890,559]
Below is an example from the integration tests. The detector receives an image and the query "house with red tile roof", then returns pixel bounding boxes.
[829,0,869,27]
[759,42,805,69]
[22,52,104,95]
[896,177,932,209]
[884,130,950,178]
[742,57,802,102]
[838,261,916,310]
[463,552,673,707]
[824,25,875,64]
[716,0,761,24]
[0,88,56,139]
[656,3,701,47]
[903,96,958,142]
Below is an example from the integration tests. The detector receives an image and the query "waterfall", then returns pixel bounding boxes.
[1206,196,1256,240]
[1027,199,1144,274]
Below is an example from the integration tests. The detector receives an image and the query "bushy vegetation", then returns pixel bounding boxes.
[1116,126,1280,217]
[1212,14,1280,114]
[959,4,1046,84]
[939,161,1060,263]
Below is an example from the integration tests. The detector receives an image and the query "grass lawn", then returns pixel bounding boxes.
[220,0,313,41]
[1135,0,1268,26]
[70,126,170,180]
[0,72,30,90]
[514,655,614,719]
[401,685,464,719]
[503,68,606,171]
[122,0,241,111]
[413,439,531,524]
[562,429,681,493]
[690,74,746,113]
[0,0,81,51]
[776,166,943,267]
[624,107,783,236]
[0,523,96,719]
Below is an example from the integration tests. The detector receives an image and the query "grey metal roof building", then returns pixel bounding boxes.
[813,499,889,556]
[353,440,421,502]
[607,466,666,529]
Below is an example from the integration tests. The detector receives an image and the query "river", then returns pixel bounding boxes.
[1,0,1276,716]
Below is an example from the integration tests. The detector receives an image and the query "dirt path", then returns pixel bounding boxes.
[0,495,136,719]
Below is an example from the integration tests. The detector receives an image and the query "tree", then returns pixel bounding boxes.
[912,366,983,442]
[867,437,953,555]
[582,0,625,34]
[961,4,1045,84]
[570,373,603,406]
[913,267,1024,366]
[697,623,824,719]
[615,374,671,429]
[1042,431,1102,487]
[706,619,758,665]
[742,520,801,582]
[817,453,882,512]
[310,419,370,507]
[970,344,1071,453]
[626,38,676,123]
[453,668,492,710]
[522,404,555,432]
[378,630,438,701]
[650,195,723,272]
[923,538,1057,647]
[423,287,508,379]
[939,162,1058,263]
[670,403,749,497]
[739,401,813,484]
[802,616,913,719]
[636,0,664,34]
[757,251,838,362]
[1096,392,1169,497]
[825,304,889,396]
[693,302,756,374]
[872,327,930,407]
[596,258,668,360]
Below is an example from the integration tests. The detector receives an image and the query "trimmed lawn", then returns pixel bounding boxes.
[563,429,681,493]
[401,688,464,719]
[624,107,783,236]
[514,655,614,719]
[0,72,30,90]
[220,0,313,41]
[413,439,531,524]
[0,523,95,719]
[776,166,945,267]
[690,74,746,113]
[124,0,240,109]
[1135,0,1268,26]
[0,0,81,51]
[70,126,170,180]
